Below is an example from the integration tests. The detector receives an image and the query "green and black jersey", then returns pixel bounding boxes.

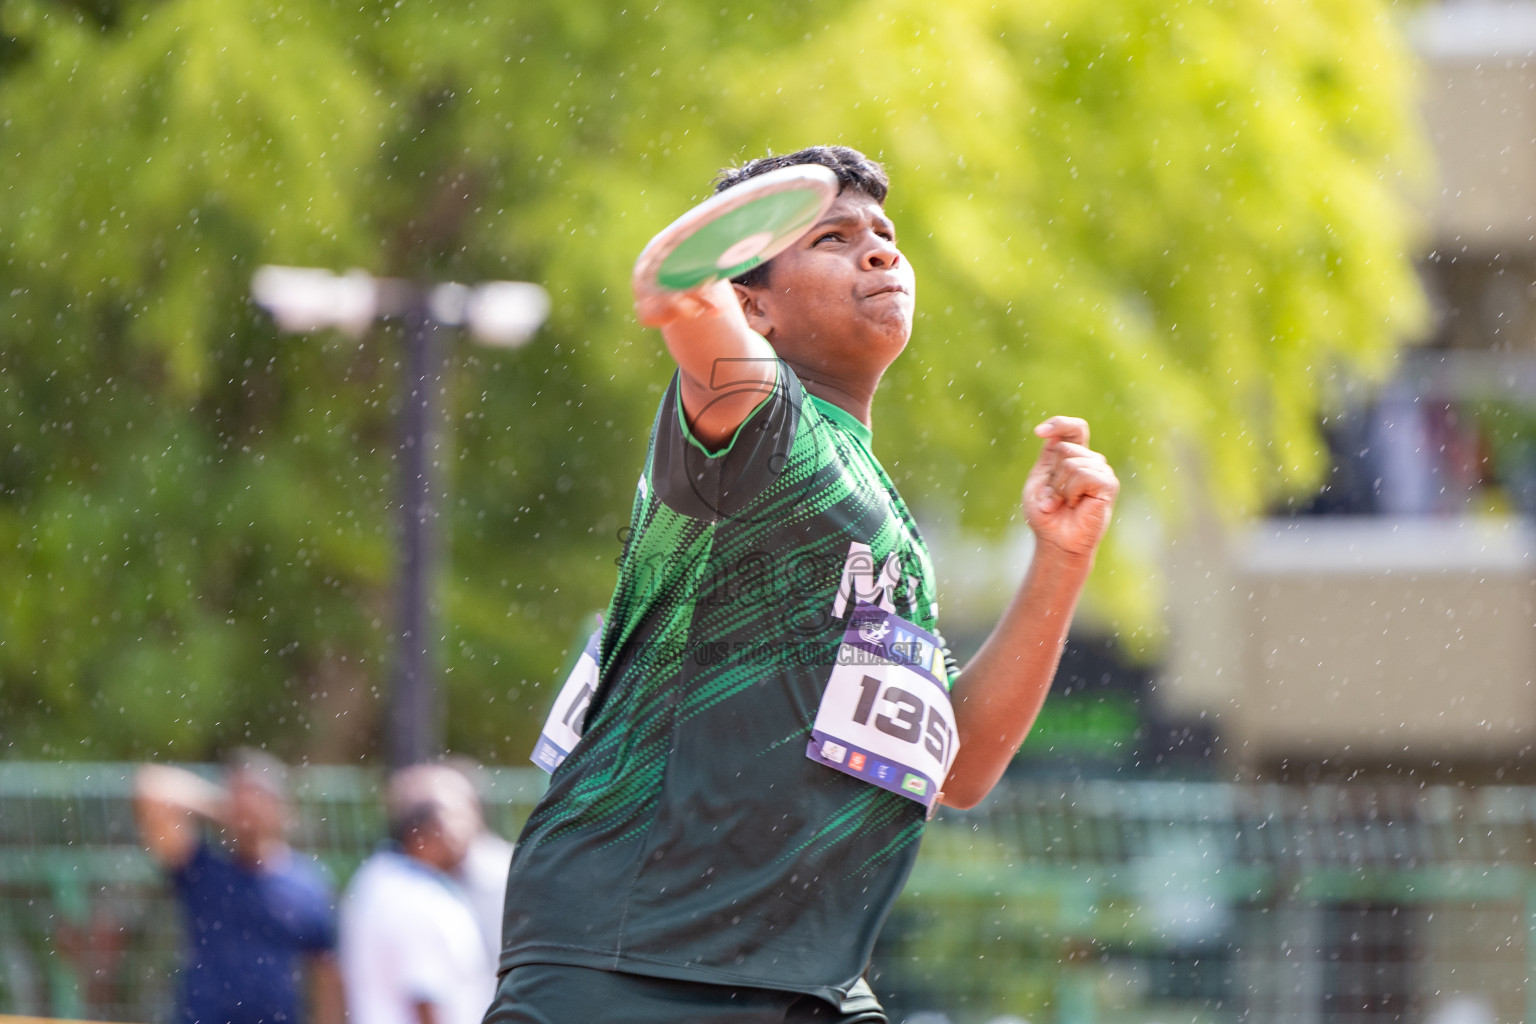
[500,363,958,1005]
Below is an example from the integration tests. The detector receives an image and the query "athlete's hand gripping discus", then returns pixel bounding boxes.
[632,164,840,299]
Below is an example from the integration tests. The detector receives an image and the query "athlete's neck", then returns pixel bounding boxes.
[787,364,880,431]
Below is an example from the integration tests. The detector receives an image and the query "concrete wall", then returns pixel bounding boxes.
[1161,517,1536,767]
[1150,5,1536,773]
[1410,2,1536,253]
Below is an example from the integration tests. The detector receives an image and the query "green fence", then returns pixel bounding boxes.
[4,765,1535,1024]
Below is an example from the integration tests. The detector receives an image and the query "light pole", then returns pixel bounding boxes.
[252,266,550,768]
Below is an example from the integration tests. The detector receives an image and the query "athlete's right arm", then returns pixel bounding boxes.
[940,418,1119,809]
[133,764,224,869]
[635,279,778,450]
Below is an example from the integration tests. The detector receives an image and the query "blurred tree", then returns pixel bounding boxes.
[0,0,1425,762]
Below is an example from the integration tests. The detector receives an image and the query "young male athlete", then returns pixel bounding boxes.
[487,146,1119,1023]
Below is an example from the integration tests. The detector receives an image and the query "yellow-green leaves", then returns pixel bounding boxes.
[0,0,1427,755]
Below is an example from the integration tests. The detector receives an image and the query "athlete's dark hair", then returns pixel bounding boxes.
[714,145,889,288]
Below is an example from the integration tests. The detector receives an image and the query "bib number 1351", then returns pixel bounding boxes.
[807,604,960,816]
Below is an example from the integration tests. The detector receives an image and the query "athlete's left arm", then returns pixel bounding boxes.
[940,416,1119,810]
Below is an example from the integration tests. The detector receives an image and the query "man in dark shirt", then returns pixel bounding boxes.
[490,146,1119,1022]
[134,750,343,1024]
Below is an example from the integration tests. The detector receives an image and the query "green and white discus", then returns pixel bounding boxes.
[633,164,840,295]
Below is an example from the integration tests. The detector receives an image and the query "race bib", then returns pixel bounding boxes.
[530,627,601,773]
[806,604,960,816]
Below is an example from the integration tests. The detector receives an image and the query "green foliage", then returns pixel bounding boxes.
[0,0,1426,761]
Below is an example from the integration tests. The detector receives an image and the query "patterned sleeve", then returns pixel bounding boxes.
[645,362,803,522]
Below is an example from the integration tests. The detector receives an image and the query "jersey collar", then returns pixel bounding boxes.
[808,394,873,446]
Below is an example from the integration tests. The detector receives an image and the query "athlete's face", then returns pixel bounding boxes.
[737,189,915,374]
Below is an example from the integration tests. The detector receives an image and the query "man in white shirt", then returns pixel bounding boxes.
[340,765,494,1024]
[443,759,516,970]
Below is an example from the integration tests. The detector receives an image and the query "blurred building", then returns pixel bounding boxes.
[1160,0,1536,782]
[905,20,1536,1018]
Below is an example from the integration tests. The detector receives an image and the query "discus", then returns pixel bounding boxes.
[633,164,840,296]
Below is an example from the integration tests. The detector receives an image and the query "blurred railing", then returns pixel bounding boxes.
[4,765,1534,1024]
[883,782,1536,1024]
[0,763,544,1024]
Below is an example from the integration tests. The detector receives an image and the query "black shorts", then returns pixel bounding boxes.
[484,963,888,1024]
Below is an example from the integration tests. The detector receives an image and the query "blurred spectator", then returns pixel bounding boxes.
[339,764,494,1024]
[1370,380,1438,515]
[133,750,343,1024]
[443,758,515,968]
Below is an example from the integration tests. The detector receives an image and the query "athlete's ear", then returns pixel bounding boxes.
[734,282,774,340]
